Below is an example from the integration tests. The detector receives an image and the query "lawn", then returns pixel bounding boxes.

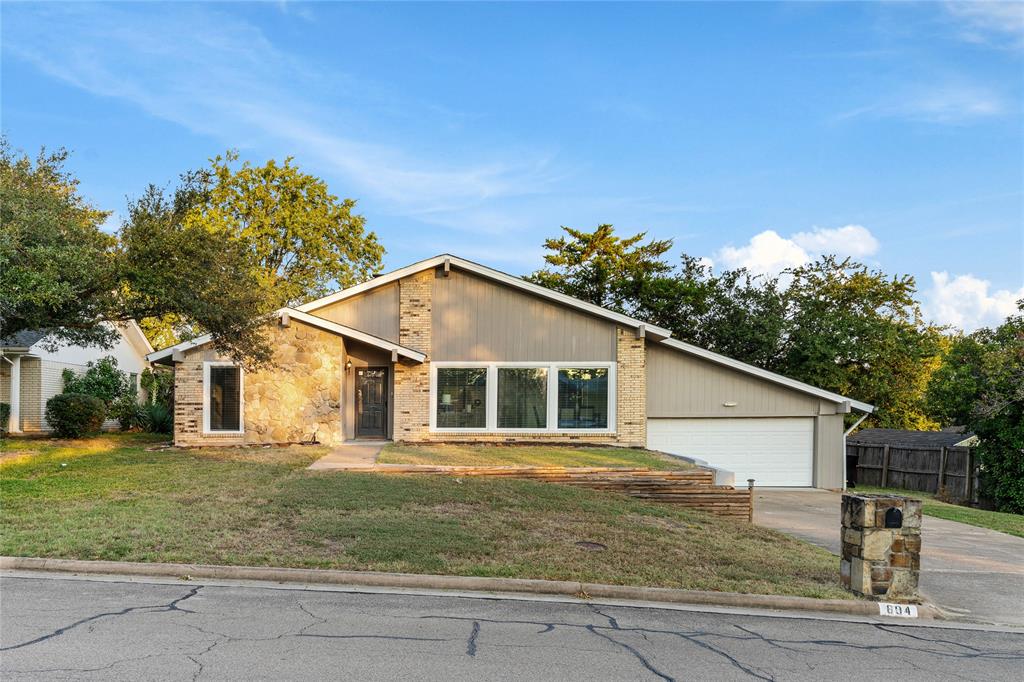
[0,433,849,599]
[379,443,693,469]
[855,485,1024,538]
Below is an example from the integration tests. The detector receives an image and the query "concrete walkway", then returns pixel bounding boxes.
[755,488,1024,627]
[307,441,386,470]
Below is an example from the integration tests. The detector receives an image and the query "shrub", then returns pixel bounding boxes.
[141,403,173,434]
[62,356,132,406]
[0,402,10,435]
[45,394,106,438]
[112,393,144,431]
[140,368,174,407]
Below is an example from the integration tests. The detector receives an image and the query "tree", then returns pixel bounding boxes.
[0,140,119,350]
[927,304,1024,513]
[187,151,384,307]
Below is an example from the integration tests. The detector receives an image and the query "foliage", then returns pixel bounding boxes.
[44,394,107,438]
[928,306,1024,513]
[140,403,173,434]
[140,367,174,407]
[0,402,9,435]
[111,393,143,431]
[532,225,944,428]
[0,140,119,350]
[61,356,132,406]
[186,151,384,308]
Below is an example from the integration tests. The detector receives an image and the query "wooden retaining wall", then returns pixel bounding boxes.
[342,465,752,520]
[848,443,978,503]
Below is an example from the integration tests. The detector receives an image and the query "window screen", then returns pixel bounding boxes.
[557,368,608,429]
[497,368,547,428]
[209,366,241,431]
[436,368,487,428]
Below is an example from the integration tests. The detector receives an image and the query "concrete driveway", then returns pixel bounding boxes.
[755,489,1024,627]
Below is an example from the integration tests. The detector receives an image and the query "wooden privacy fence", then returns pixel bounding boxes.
[342,464,753,520]
[848,443,978,503]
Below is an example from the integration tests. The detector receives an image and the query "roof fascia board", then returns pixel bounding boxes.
[295,254,672,339]
[659,338,874,413]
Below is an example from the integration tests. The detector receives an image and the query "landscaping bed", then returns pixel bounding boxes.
[379,442,694,469]
[854,485,1023,538]
[0,433,849,599]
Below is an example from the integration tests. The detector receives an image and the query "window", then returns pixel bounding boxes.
[431,362,614,432]
[436,367,487,429]
[205,364,242,432]
[498,368,547,428]
[557,368,609,429]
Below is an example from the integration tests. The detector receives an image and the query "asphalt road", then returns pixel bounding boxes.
[2,573,1023,681]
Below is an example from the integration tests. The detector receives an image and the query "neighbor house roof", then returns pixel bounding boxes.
[296,254,674,341]
[847,428,976,448]
[147,308,426,364]
[0,330,47,350]
[658,338,874,413]
[0,321,153,358]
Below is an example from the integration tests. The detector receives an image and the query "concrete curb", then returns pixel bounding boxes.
[0,556,940,620]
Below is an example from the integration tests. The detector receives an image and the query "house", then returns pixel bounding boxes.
[847,427,978,449]
[148,255,873,488]
[1,322,154,433]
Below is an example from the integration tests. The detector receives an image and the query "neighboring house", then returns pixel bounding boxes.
[1,322,153,433]
[846,427,978,449]
[148,255,872,488]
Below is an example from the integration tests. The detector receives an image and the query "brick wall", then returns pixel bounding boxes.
[615,327,647,447]
[174,322,345,447]
[393,269,433,440]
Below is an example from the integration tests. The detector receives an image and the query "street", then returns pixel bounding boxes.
[2,573,1022,681]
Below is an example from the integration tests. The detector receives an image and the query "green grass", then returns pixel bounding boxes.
[855,485,1024,538]
[379,443,694,469]
[0,433,849,598]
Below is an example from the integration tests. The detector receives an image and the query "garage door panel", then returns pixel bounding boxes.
[647,418,813,487]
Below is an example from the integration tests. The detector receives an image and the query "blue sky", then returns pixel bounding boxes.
[3,1,1022,330]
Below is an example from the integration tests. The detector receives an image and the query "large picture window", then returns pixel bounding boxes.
[431,362,614,432]
[205,363,242,433]
[557,368,609,429]
[498,368,547,429]
[436,367,487,429]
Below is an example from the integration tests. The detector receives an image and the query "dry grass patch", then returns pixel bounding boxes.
[1,433,848,599]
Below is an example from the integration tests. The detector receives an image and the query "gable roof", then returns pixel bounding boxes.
[657,338,874,413]
[0,330,47,350]
[0,322,153,358]
[295,254,673,341]
[147,308,425,364]
[847,428,975,448]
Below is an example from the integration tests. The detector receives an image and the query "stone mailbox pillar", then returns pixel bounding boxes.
[840,493,922,600]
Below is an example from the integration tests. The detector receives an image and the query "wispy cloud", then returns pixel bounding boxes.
[2,3,559,226]
[836,81,1007,124]
[942,1,1024,50]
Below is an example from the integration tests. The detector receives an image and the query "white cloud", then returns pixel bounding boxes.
[943,1,1024,49]
[836,82,1007,124]
[924,272,1024,331]
[716,225,880,276]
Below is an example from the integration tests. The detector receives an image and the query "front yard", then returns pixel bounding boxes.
[1,434,849,599]
[379,442,693,469]
[855,485,1024,538]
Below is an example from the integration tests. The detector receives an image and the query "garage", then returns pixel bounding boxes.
[647,417,815,487]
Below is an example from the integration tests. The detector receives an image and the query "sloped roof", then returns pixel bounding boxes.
[0,330,47,349]
[847,428,976,448]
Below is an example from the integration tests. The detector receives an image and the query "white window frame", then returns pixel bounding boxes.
[202,361,245,435]
[429,361,616,435]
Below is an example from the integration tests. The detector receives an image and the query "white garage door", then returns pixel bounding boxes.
[647,418,814,487]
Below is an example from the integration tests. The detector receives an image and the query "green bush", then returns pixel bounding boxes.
[0,402,10,435]
[62,356,132,406]
[111,393,144,431]
[45,394,107,438]
[140,368,174,407]
[141,403,173,434]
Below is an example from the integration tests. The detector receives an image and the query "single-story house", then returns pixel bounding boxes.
[1,322,153,433]
[148,255,872,488]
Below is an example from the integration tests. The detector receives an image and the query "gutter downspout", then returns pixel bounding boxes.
[842,412,870,490]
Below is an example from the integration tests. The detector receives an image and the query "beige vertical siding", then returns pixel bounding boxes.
[432,269,616,361]
[814,413,846,489]
[315,283,400,343]
[646,344,820,418]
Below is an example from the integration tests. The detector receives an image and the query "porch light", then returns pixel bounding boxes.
[345,360,353,371]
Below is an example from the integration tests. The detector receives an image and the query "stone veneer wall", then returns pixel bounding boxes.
[391,269,648,446]
[174,322,345,447]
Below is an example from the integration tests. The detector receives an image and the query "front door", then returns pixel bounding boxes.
[355,367,388,439]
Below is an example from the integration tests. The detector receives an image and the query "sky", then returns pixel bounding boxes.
[3,1,1022,332]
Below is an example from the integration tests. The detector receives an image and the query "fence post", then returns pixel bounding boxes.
[937,446,948,494]
[747,479,755,523]
[881,444,891,488]
[967,449,976,504]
